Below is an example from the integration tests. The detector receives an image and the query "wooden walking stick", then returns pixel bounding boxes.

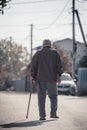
[26,76,32,119]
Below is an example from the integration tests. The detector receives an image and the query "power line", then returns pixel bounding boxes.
[0,25,29,27]
[4,9,60,15]
[34,0,70,30]
[0,30,29,34]
[76,0,85,3]
[0,23,72,27]
[76,0,87,11]
[9,0,62,5]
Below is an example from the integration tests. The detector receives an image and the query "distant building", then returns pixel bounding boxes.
[53,38,86,65]
[53,38,86,74]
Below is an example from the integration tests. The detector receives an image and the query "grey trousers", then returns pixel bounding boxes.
[37,82,58,118]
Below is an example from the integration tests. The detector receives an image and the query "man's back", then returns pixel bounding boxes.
[31,46,62,82]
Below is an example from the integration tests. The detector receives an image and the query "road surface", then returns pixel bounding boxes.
[0,91,87,130]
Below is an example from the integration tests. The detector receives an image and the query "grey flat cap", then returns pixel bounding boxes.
[43,39,51,47]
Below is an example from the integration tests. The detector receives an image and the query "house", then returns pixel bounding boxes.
[53,38,86,65]
[53,38,87,75]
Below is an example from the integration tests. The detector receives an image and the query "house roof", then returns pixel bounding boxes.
[53,38,84,45]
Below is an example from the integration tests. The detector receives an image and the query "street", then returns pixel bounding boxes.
[0,91,87,130]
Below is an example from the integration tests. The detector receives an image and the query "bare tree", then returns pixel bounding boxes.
[0,39,30,80]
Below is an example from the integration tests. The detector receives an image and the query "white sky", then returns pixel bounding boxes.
[0,0,87,51]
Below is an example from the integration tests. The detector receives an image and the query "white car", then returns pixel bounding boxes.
[56,73,77,95]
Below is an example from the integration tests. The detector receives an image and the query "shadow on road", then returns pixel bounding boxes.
[0,119,55,128]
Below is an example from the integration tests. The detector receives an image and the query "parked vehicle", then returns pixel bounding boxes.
[56,73,77,95]
[77,68,87,96]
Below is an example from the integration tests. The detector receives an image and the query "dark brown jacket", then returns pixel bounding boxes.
[31,46,63,82]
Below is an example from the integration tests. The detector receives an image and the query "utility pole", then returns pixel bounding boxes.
[9,36,14,80]
[0,45,3,90]
[30,24,33,60]
[0,46,3,73]
[72,0,76,79]
[72,0,87,79]
[75,9,87,52]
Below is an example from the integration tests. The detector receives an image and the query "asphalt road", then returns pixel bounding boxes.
[0,91,87,130]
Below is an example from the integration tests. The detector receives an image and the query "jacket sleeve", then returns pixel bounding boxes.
[30,52,38,80]
[56,51,63,76]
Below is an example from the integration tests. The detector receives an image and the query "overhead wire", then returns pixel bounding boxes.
[9,0,63,5]
[76,0,87,11]
[0,0,71,38]
[5,9,60,15]
[1,0,87,42]
[0,25,29,27]
[34,0,70,30]
[76,0,85,3]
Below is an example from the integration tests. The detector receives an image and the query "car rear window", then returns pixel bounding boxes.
[61,75,72,81]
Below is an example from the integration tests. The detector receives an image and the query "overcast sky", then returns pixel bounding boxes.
[0,0,87,51]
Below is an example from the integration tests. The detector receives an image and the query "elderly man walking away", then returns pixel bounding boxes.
[30,39,63,120]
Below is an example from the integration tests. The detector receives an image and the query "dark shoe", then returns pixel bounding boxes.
[50,115,59,118]
[39,117,46,120]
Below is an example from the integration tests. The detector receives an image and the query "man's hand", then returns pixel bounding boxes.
[32,79,36,85]
[57,75,61,83]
